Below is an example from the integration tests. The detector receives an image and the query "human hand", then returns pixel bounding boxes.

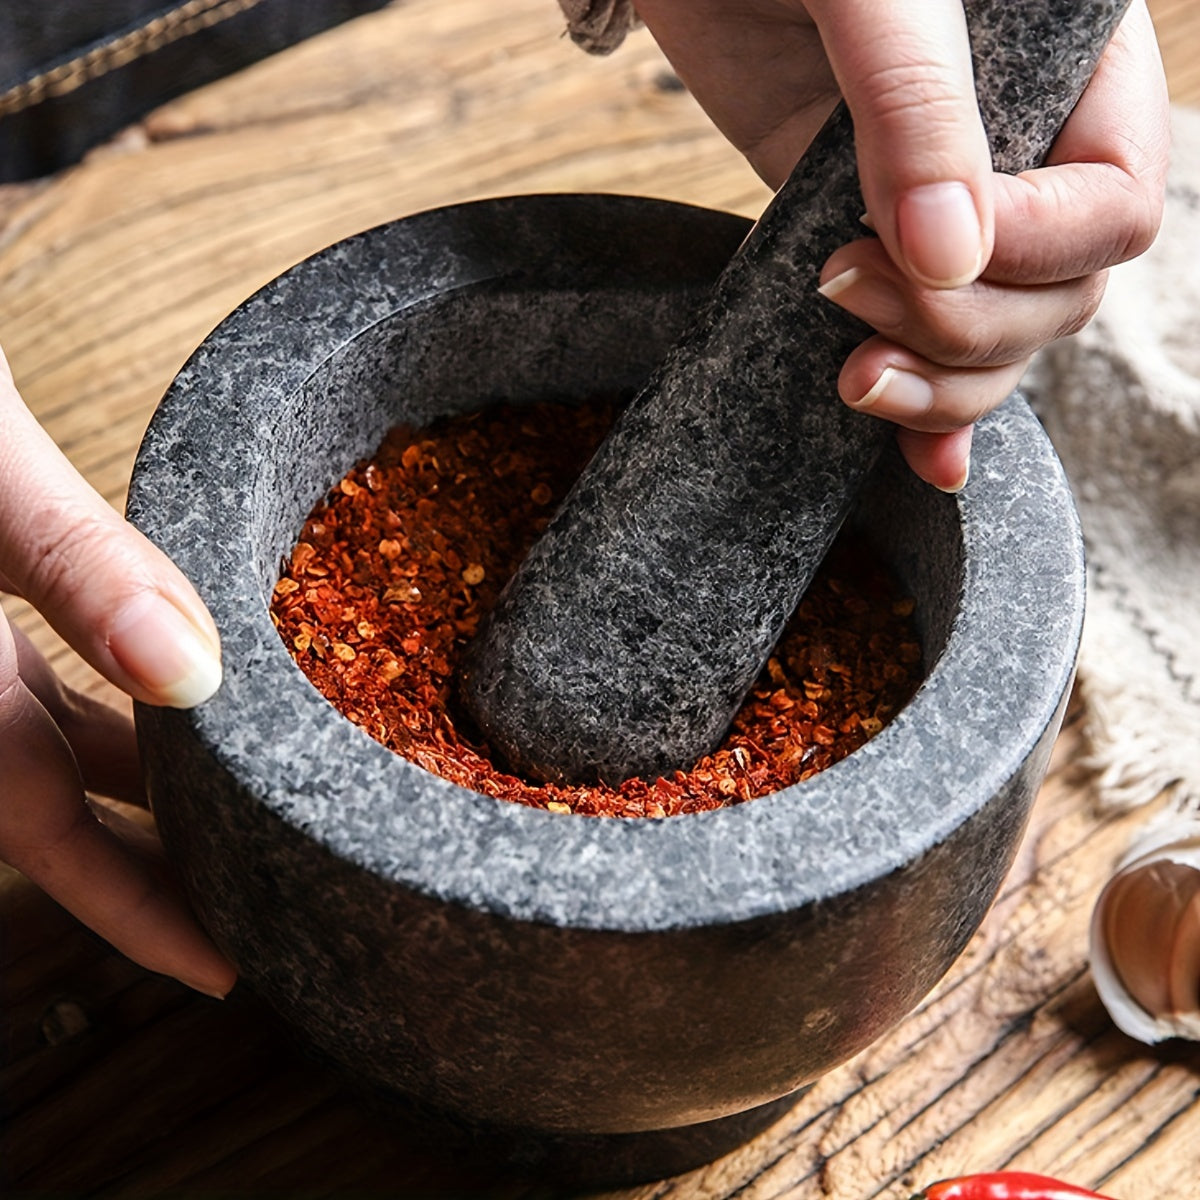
[635,0,1170,490]
[1,345,235,998]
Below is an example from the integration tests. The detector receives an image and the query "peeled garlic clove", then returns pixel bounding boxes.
[1089,816,1200,1044]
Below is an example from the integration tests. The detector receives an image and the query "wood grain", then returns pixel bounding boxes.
[2,1,1198,1195]
[1153,0,1200,103]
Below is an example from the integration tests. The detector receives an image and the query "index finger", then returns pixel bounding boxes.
[0,347,222,708]
[808,0,995,288]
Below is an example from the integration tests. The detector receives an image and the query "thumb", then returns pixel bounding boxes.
[809,0,994,288]
[0,350,221,708]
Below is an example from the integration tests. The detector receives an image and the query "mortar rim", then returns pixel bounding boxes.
[128,192,1085,933]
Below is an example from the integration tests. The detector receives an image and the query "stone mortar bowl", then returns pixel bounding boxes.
[128,194,1085,1183]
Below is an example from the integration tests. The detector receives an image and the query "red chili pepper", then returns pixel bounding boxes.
[915,1172,1117,1200]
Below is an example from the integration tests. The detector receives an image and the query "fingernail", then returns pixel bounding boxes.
[849,366,935,420]
[183,978,232,1000]
[108,593,223,708]
[170,588,220,656]
[937,455,971,494]
[896,182,983,287]
[859,211,876,231]
[818,266,906,329]
[817,265,862,302]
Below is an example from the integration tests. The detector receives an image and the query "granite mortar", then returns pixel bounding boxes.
[128,194,1085,1183]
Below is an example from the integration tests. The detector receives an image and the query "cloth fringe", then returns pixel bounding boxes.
[555,0,640,55]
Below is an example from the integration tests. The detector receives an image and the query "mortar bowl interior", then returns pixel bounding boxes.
[128,195,1084,1172]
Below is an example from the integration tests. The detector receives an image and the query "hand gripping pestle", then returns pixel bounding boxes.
[461,0,1131,785]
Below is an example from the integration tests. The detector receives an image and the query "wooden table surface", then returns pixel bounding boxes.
[3,2,1200,1196]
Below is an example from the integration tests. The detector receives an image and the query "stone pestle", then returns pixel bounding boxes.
[460,0,1130,786]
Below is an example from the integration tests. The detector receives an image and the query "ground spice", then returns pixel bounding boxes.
[269,398,922,817]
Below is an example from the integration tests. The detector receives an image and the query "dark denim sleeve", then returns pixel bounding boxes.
[0,0,391,182]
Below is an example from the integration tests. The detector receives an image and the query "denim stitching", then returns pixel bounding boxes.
[0,0,268,118]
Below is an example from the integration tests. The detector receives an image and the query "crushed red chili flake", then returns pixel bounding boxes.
[270,399,923,818]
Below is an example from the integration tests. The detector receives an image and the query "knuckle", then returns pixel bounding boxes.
[860,58,966,132]
[916,385,985,434]
[0,626,19,730]
[22,510,121,616]
[1117,181,1164,262]
[1089,164,1164,266]
[8,805,94,881]
[1059,271,1109,338]
[910,293,1006,367]
[940,378,1013,432]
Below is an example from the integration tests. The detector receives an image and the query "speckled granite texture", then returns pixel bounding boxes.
[462,0,1129,784]
[129,193,1084,1180]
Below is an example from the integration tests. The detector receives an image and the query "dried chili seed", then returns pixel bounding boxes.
[270,398,923,819]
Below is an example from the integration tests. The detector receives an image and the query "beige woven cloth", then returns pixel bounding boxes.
[1024,105,1200,819]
